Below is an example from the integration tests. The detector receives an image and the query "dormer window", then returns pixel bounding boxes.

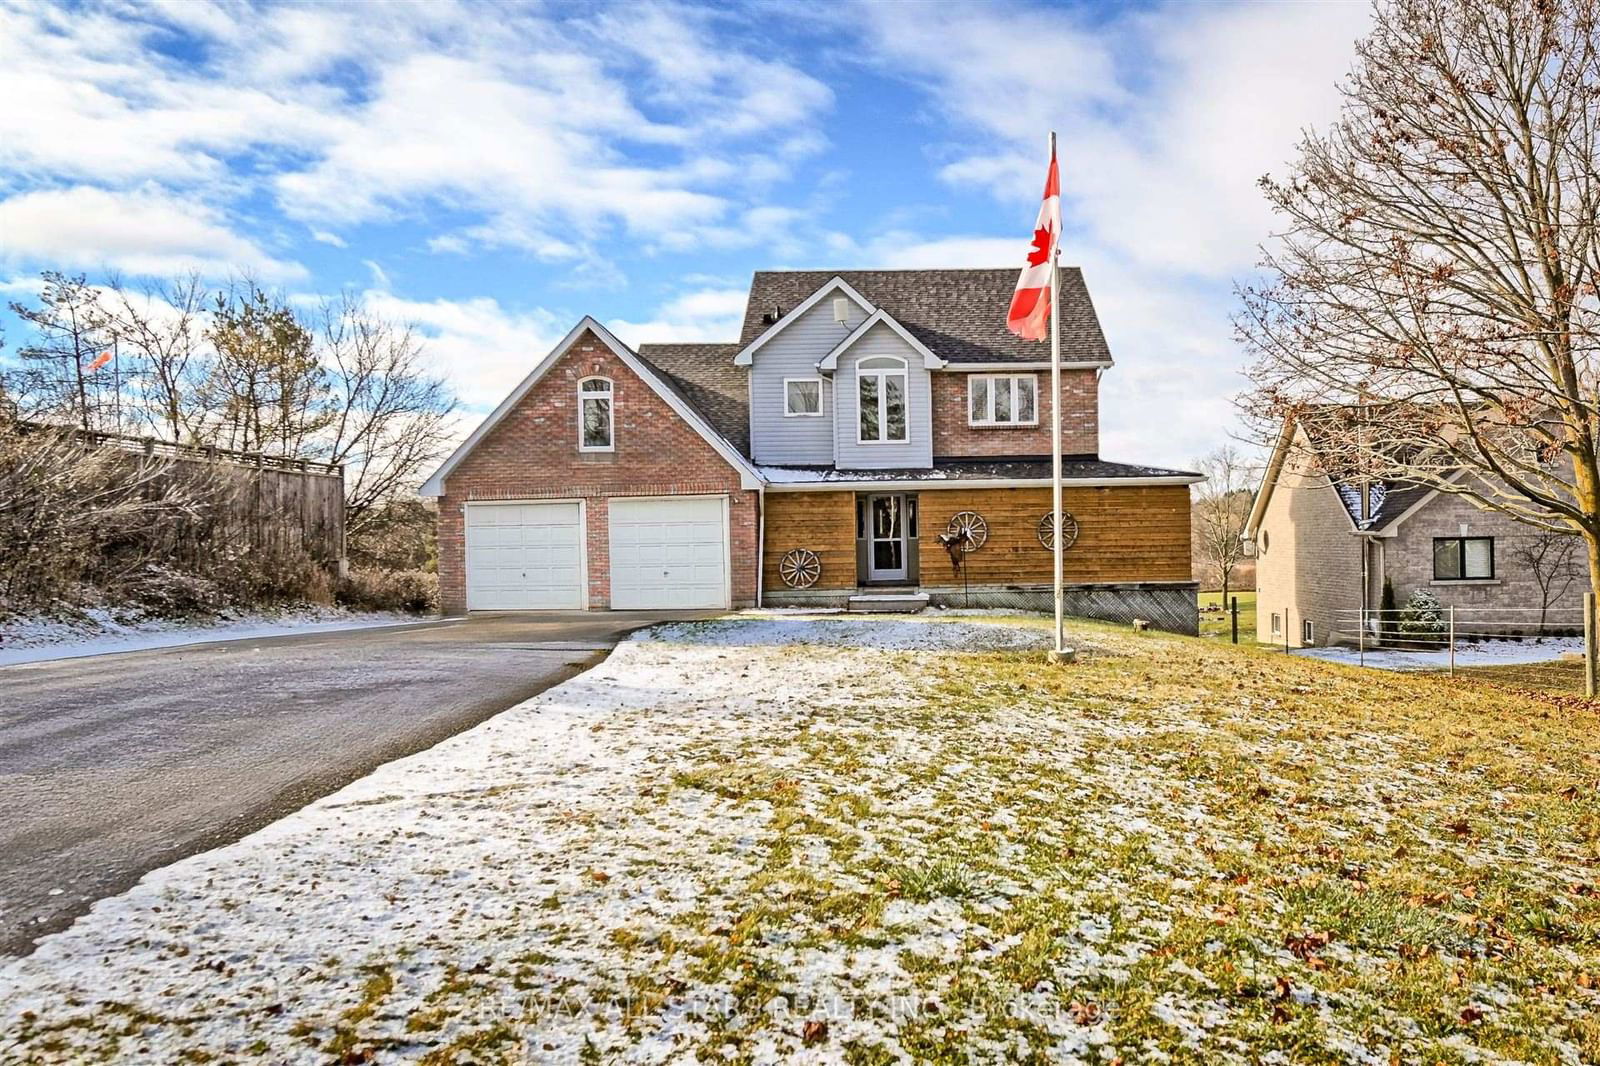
[969,374,1038,426]
[579,377,613,451]
[858,356,908,444]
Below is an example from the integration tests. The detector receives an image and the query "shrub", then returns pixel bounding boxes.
[1396,588,1447,648]
[337,568,438,614]
[1378,578,1398,642]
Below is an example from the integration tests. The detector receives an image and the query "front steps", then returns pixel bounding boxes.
[847,592,930,614]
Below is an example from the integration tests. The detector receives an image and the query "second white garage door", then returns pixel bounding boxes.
[608,496,730,609]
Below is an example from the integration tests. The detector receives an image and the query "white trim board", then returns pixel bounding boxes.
[419,316,762,496]
[817,308,945,370]
[733,277,875,367]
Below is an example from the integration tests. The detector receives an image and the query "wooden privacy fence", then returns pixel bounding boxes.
[20,422,346,569]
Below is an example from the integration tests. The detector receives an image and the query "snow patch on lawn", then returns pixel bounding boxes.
[0,606,431,666]
[1297,636,1583,671]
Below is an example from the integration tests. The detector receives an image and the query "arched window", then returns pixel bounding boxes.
[857,356,908,444]
[579,377,613,451]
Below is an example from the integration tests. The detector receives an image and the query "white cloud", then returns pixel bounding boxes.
[0,186,306,282]
[360,290,568,414]
[608,287,748,345]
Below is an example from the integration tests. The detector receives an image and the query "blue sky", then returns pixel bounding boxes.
[0,0,1372,466]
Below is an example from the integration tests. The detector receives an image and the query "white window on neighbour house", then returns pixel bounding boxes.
[968,374,1038,426]
[579,377,613,451]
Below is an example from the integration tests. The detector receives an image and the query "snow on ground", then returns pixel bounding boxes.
[0,606,433,666]
[0,615,1590,1063]
[1297,635,1583,671]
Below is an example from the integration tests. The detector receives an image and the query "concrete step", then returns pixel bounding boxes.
[847,592,930,614]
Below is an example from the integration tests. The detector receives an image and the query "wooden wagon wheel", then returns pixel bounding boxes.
[945,511,989,551]
[1037,511,1080,550]
[778,548,822,589]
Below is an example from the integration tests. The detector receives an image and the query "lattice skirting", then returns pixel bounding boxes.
[763,582,1200,635]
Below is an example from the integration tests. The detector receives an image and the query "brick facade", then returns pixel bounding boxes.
[435,329,758,614]
[930,369,1098,459]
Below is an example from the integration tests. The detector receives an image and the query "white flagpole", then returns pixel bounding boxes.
[1049,130,1066,659]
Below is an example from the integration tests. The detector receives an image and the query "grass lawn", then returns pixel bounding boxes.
[3,615,1597,1064]
[1198,588,1256,641]
[1457,658,1589,696]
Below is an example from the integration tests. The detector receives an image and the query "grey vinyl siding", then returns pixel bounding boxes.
[748,295,865,465]
[834,322,933,470]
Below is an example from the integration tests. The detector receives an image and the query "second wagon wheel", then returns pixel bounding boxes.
[945,511,989,551]
[778,548,822,589]
[1037,511,1080,550]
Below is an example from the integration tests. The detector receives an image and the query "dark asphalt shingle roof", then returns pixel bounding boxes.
[739,268,1113,365]
[633,342,749,455]
[1296,415,1435,531]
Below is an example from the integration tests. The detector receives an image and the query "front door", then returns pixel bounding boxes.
[867,494,907,582]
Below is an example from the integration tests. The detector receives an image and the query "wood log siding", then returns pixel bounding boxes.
[761,485,1191,591]
[919,487,1191,585]
[762,491,858,591]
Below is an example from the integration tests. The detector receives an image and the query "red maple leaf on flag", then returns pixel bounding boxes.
[1026,224,1053,267]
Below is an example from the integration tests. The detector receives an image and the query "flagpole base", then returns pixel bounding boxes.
[1046,646,1076,665]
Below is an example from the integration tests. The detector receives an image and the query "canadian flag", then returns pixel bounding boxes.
[1006,144,1061,341]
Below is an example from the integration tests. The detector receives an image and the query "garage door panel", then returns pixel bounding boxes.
[466,502,584,610]
[609,497,729,610]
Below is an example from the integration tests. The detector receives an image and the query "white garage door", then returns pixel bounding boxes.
[609,497,729,610]
[465,501,584,610]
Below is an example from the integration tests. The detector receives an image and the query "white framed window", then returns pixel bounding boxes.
[968,373,1038,426]
[858,356,908,444]
[1302,619,1315,645]
[579,377,613,452]
[1270,612,1282,637]
[784,377,823,417]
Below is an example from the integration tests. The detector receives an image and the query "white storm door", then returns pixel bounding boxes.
[608,497,730,609]
[465,501,584,610]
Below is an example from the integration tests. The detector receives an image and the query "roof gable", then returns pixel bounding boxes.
[418,318,759,497]
[733,277,872,366]
[740,268,1114,366]
[817,309,945,370]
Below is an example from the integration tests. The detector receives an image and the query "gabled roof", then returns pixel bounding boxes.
[733,277,873,366]
[1245,413,1442,538]
[418,318,760,497]
[740,268,1114,366]
[634,342,748,455]
[817,308,945,370]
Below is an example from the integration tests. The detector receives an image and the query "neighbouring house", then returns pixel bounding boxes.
[1244,413,1589,647]
[419,269,1202,630]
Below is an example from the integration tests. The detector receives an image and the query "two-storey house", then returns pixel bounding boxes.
[420,268,1202,631]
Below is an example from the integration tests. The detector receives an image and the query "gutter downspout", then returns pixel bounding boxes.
[755,485,766,609]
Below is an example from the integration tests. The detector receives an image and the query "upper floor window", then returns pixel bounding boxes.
[784,377,823,417]
[1434,536,1493,580]
[969,373,1038,426]
[857,356,908,444]
[579,377,613,451]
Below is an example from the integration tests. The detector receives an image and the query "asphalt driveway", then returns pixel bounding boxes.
[0,611,711,956]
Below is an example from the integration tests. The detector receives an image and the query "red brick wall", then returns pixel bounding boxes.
[436,329,759,614]
[931,369,1099,458]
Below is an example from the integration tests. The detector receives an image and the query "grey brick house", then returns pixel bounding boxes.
[1244,415,1588,647]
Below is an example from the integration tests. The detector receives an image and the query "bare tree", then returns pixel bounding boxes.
[1191,445,1258,607]
[316,293,455,549]
[1513,533,1585,634]
[105,274,210,444]
[1238,0,1600,598]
